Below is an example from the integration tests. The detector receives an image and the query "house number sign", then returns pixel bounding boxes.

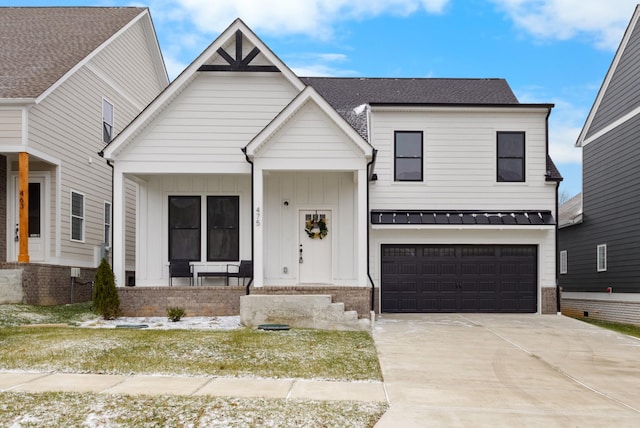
[255,206,261,227]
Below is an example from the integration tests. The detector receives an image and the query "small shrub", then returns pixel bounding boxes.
[93,258,121,320]
[167,307,185,322]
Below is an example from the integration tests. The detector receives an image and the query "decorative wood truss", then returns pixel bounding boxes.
[198,30,279,72]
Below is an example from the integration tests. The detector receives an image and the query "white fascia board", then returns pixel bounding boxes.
[580,104,640,146]
[370,105,552,114]
[254,157,368,171]
[2,145,62,166]
[0,99,36,106]
[576,5,640,148]
[104,18,306,160]
[245,86,373,158]
[114,161,251,175]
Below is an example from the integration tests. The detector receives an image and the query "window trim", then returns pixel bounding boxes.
[104,201,112,248]
[394,130,423,182]
[497,131,525,183]
[597,244,607,272]
[560,250,567,275]
[102,97,114,144]
[70,190,85,242]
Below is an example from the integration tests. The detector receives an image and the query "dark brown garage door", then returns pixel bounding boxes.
[381,245,537,313]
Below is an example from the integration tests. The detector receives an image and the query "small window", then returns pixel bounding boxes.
[597,244,607,272]
[103,98,114,144]
[395,131,423,181]
[560,250,567,274]
[104,202,112,248]
[71,191,84,242]
[497,132,525,182]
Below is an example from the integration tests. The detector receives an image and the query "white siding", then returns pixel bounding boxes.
[263,172,358,285]
[135,174,251,286]
[261,102,364,160]
[125,178,137,271]
[24,18,166,267]
[118,72,299,170]
[0,109,22,145]
[369,109,555,211]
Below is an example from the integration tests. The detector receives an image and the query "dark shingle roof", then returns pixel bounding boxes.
[0,7,145,99]
[301,77,519,139]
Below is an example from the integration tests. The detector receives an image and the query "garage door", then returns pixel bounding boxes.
[381,245,537,313]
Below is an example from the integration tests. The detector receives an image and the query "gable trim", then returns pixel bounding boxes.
[244,86,373,159]
[576,5,640,147]
[198,30,279,72]
[103,18,305,160]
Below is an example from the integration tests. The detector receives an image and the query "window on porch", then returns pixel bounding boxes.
[168,195,239,262]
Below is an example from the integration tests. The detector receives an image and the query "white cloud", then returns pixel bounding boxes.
[169,0,450,39]
[490,0,638,50]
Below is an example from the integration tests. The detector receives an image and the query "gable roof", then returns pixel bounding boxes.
[576,5,640,147]
[103,18,305,160]
[558,192,583,228]
[0,7,147,99]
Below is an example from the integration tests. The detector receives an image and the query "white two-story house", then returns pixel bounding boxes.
[0,7,168,305]
[103,19,561,316]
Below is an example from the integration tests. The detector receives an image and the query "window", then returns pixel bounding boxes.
[560,250,567,274]
[497,131,525,182]
[207,196,239,261]
[168,196,201,261]
[102,98,113,143]
[597,244,607,272]
[395,131,423,181]
[104,202,112,248]
[71,191,84,241]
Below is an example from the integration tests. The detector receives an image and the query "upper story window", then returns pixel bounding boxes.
[71,191,84,242]
[102,98,114,144]
[597,244,607,272]
[497,131,525,182]
[560,250,567,274]
[395,131,423,181]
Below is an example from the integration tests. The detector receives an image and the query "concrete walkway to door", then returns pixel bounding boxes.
[373,314,640,427]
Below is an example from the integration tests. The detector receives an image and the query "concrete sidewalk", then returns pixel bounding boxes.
[0,371,387,402]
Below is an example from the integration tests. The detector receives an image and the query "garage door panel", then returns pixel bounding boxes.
[382,244,537,313]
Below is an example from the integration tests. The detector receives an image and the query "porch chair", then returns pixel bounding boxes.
[227,260,253,286]
[169,259,193,286]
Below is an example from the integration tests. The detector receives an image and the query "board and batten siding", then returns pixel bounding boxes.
[369,109,555,211]
[25,18,166,267]
[117,72,299,171]
[587,19,640,139]
[135,174,251,286]
[560,113,640,293]
[259,102,364,161]
[0,109,22,145]
[263,172,357,285]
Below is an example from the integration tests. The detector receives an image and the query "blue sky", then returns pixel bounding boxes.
[4,0,638,199]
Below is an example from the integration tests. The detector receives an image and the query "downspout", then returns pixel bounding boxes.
[544,106,561,314]
[367,149,378,312]
[241,147,254,295]
[99,150,115,267]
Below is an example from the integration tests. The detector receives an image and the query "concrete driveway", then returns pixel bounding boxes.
[373,314,640,427]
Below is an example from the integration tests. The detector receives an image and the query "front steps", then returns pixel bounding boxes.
[240,294,372,331]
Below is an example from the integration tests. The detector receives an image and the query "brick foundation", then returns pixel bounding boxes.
[116,285,374,318]
[0,262,96,305]
[562,297,640,327]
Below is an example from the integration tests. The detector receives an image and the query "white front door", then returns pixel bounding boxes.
[299,210,332,284]
[14,176,45,262]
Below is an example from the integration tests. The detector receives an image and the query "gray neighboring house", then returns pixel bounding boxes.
[559,5,640,325]
[0,7,168,305]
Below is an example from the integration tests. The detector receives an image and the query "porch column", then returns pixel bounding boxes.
[18,152,29,263]
[357,168,367,284]
[112,166,126,287]
[252,166,264,287]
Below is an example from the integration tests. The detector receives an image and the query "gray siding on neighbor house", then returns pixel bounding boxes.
[587,20,640,138]
[560,114,640,292]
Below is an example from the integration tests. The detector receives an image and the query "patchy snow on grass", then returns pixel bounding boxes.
[79,315,242,330]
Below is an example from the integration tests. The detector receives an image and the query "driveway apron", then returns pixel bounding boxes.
[373,314,640,427]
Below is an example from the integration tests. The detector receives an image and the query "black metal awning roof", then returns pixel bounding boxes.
[370,210,555,226]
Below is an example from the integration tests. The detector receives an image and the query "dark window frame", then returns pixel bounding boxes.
[497,131,525,182]
[168,195,201,262]
[207,196,240,262]
[394,131,423,182]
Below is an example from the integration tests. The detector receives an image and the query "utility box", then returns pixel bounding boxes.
[70,267,81,278]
